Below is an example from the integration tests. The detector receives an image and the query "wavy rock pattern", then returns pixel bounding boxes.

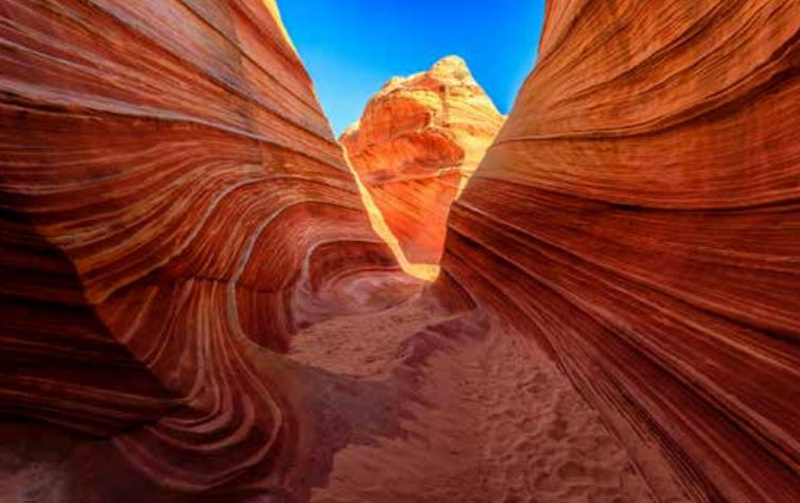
[342,56,504,264]
[4,0,800,502]
[0,0,400,499]
[441,1,800,501]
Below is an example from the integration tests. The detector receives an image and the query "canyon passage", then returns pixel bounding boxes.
[2,1,800,503]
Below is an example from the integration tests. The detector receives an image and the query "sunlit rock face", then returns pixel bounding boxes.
[441,0,800,501]
[341,56,504,264]
[0,0,403,500]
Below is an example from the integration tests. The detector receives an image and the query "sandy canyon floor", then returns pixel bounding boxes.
[286,282,666,503]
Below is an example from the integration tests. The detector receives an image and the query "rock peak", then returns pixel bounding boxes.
[341,57,503,264]
[430,55,471,80]
[378,56,474,95]
[434,55,468,68]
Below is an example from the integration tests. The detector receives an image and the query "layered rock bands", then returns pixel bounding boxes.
[342,56,504,264]
[0,1,402,500]
[441,1,800,501]
[2,1,800,503]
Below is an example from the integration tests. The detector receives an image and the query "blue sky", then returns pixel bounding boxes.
[279,1,546,135]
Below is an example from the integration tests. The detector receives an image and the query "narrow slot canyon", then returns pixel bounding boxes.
[1,2,800,503]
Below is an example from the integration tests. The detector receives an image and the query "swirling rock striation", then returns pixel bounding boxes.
[5,0,800,502]
[341,56,504,264]
[0,0,400,499]
[441,1,800,501]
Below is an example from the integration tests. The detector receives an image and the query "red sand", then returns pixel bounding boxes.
[289,292,668,503]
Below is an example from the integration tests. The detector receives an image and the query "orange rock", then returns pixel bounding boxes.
[5,0,800,501]
[0,0,403,499]
[441,1,800,501]
[341,56,504,264]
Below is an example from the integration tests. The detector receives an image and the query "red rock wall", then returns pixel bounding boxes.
[0,0,395,497]
[342,56,504,264]
[441,1,800,501]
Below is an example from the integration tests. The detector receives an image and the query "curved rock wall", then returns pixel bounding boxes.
[342,56,504,264]
[4,0,800,502]
[441,1,800,501]
[0,0,397,498]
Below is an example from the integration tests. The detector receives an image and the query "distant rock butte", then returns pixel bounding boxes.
[341,56,504,264]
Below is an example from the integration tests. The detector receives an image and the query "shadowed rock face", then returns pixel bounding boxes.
[441,0,800,501]
[341,56,504,264]
[0,0,407,500]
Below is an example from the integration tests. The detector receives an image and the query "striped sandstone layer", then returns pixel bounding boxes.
[2,0,800,502]
[441,1,800,501]
[0,1,410,500]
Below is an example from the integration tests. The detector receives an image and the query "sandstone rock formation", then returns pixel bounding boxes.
[341,56,503,264]
[0,1,407,500]
[440,1,800,501]
[3,0,800,502]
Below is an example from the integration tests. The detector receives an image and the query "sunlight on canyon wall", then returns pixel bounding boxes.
[343,151,441,281]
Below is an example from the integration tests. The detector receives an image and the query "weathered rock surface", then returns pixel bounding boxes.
[0,1,406,500]
[441,1,800,501]
[3,0,800,502]
[341,56,504,264]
